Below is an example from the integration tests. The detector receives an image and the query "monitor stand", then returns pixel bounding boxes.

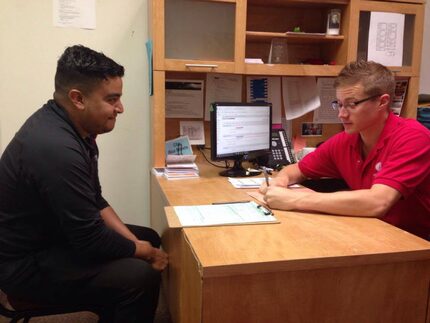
[219,159,261,177]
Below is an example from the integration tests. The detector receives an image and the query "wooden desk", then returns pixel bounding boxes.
[150,162,430,323]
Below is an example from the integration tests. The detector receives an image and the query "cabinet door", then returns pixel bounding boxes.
[152,0,245,74]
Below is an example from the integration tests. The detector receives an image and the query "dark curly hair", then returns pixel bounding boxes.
[54,45,124,95]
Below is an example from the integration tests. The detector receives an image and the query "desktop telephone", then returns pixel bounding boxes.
[255,129,295,170]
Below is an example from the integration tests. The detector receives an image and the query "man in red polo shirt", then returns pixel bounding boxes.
[260,61,430,240]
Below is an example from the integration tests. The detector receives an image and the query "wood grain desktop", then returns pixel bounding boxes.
[151,161,430,323]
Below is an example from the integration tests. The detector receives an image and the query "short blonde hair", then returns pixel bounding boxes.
[334,61,395,100]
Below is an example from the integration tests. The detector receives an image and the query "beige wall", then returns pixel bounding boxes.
[0,0,152,226]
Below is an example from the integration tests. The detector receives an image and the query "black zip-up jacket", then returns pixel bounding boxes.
[0,100,135,286]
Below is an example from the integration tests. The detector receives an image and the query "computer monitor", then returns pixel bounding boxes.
[210,102,272,177]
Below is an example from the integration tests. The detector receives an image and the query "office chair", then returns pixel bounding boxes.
[0,290,103,323]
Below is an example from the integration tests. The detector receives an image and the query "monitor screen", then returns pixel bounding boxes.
[210,102,272,177]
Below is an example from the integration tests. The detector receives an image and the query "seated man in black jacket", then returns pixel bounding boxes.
[0,45,168,323]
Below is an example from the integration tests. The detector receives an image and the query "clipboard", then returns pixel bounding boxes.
[165,201,279,228]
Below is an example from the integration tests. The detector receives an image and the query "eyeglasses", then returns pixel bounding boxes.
[331,94,382,111]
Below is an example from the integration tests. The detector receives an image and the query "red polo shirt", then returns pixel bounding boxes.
[299,112,430,240]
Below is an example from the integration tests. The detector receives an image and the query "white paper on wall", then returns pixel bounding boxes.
[368,12,405,66]
[53,0,96,29]
[282,77,320,120]
[205,74,242,121]
[166,80,204,118]
[313,78,341,124]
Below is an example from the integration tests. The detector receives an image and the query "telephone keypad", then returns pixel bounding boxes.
[272,149,284,160]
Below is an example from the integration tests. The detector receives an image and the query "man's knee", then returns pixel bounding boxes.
[123,259,161,290]
[98,258,160,293]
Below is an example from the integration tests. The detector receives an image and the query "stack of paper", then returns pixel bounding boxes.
[164,135,199,179]
[165,154,199,180]
[228,177,268,189]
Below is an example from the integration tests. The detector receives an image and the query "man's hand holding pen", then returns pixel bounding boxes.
[261,166,270,188]
[259,170,312,211]
[259,170,291,194]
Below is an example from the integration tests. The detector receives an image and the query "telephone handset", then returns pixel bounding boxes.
[266,129,296,169]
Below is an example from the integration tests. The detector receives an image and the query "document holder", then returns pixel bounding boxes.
[165,201,279,228]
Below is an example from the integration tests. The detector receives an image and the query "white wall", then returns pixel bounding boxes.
[0,0,152,226]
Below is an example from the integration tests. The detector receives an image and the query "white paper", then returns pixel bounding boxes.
[151,167,165,176]
[179,121,205,145]
[166,80,204,118]
[245,58,264,64]
[228,177,268,189]
[282,77,320,120]
[53,0,96,29]
[247,77,282,124]
[174,201,276,227]
[313,78,341,124]
[368,12,404,66]
[166,154,196,165]
[205,74,242,121]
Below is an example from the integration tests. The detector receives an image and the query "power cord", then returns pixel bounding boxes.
[197,146,230,169]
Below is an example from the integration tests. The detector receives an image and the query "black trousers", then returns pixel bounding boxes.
[3,224,162,323]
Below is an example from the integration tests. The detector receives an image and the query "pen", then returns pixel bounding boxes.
[212,200,250,205]
[262,167,270,186]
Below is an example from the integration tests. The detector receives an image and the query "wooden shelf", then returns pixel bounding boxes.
[245,63,343,76]
[247,31,344,43]
[389,66,416,77]
[248,0,349,7]
[149,0,426,167]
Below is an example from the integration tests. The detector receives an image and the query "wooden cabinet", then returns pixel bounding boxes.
[150,0,245,74]
[149,0,425,167]
[245,0,350,76]
[356,0,425,118]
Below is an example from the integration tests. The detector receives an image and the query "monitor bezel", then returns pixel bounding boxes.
[210,102,273,162]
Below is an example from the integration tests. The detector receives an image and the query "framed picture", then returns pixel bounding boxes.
[326,9,341,35]
[301,122,323,137]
